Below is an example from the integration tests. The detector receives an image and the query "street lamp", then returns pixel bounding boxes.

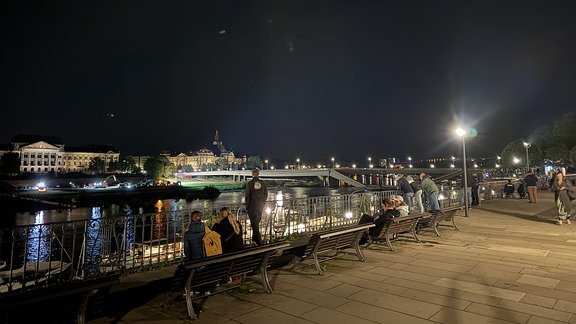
[408,156,412,168]
[265,159,269,170]
[296,158,300,170]
[455,127,470,217]
[331,157,335,168]
[368,157,372,168]
[523,142,531,169]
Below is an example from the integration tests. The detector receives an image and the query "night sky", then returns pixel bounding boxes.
[2,1,575,165]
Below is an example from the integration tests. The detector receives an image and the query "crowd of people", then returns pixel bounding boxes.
[182,166,575,260]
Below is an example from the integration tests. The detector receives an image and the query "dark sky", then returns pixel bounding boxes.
[2,1,575,165]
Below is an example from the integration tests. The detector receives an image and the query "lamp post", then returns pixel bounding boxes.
[265,159,269,170]
[368,157,372,168]
[408,156,412,168]
[455,128,470,217]
[523,142,531,169]
[331,157,335,168]
[296,158,300,170]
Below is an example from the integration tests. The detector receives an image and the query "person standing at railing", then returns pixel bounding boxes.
[395,174,414,214]
[212,207,244,253]
[245,168,267,246]
[407,175,423,213]
[419,173,440,213]
[184,210,206,260]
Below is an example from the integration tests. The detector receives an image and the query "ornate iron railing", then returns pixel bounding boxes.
[0,185,481,295]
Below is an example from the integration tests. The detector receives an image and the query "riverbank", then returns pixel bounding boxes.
[0,180,236,225]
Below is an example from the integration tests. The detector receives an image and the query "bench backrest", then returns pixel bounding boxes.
[438,206,464,220]
[174,242,289,291]
[297,224,374,260]
[315,224,374,254]
[385,214,425,236]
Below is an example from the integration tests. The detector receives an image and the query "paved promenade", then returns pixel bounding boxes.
[89,190,576,324]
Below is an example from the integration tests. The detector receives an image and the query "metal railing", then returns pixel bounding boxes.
[0,184,498,295]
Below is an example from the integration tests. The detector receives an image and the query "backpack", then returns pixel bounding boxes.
[203,225,223,257]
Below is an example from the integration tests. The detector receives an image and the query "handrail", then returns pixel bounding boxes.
[0,182,509,295]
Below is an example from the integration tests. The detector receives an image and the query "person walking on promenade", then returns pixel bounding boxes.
[245,168,268,246]
[551,172,572,225]
[419,173,440,212]
[396,174,414,214]
[407,175,423,213]
[212,207,244,253]
[184,210,205,261]
[524,170,539,203]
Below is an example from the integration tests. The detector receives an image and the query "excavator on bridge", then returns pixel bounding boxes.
[94,175,120,188]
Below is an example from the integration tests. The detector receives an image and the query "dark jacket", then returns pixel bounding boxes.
[504,182,515,195]
[524,173,538,187]
[245,177,268,214]
[360,208,400,237]
[184,222,205,261]
[212,217,244,253]
[397,178,414,194]
[410,181,421,192]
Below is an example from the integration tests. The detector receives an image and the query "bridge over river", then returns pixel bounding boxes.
[176,167,464,189]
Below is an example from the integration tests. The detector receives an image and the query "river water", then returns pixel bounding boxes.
[13,186,366,226]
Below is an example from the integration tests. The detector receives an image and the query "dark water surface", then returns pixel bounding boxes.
[13,186,365,226]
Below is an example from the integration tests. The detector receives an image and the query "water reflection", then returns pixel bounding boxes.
[13,187,362,226]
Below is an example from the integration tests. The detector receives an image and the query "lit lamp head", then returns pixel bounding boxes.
[455,128,466,137]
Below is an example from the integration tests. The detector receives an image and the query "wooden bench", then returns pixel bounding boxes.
[0,274,120,323]
[365,213,428,252]
[417,205,464,236]
[288,223,375,275]
[166,242,290,320]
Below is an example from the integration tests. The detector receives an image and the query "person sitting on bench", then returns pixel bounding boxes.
[503,180,515,198]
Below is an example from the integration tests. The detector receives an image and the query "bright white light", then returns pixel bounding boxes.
[266,207,272,214]
[345,211,353,219]
[297,223,305,232]
[276,191,283,207]
[455,128,466,137]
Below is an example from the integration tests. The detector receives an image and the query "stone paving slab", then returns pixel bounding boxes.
[88,190,576,323]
